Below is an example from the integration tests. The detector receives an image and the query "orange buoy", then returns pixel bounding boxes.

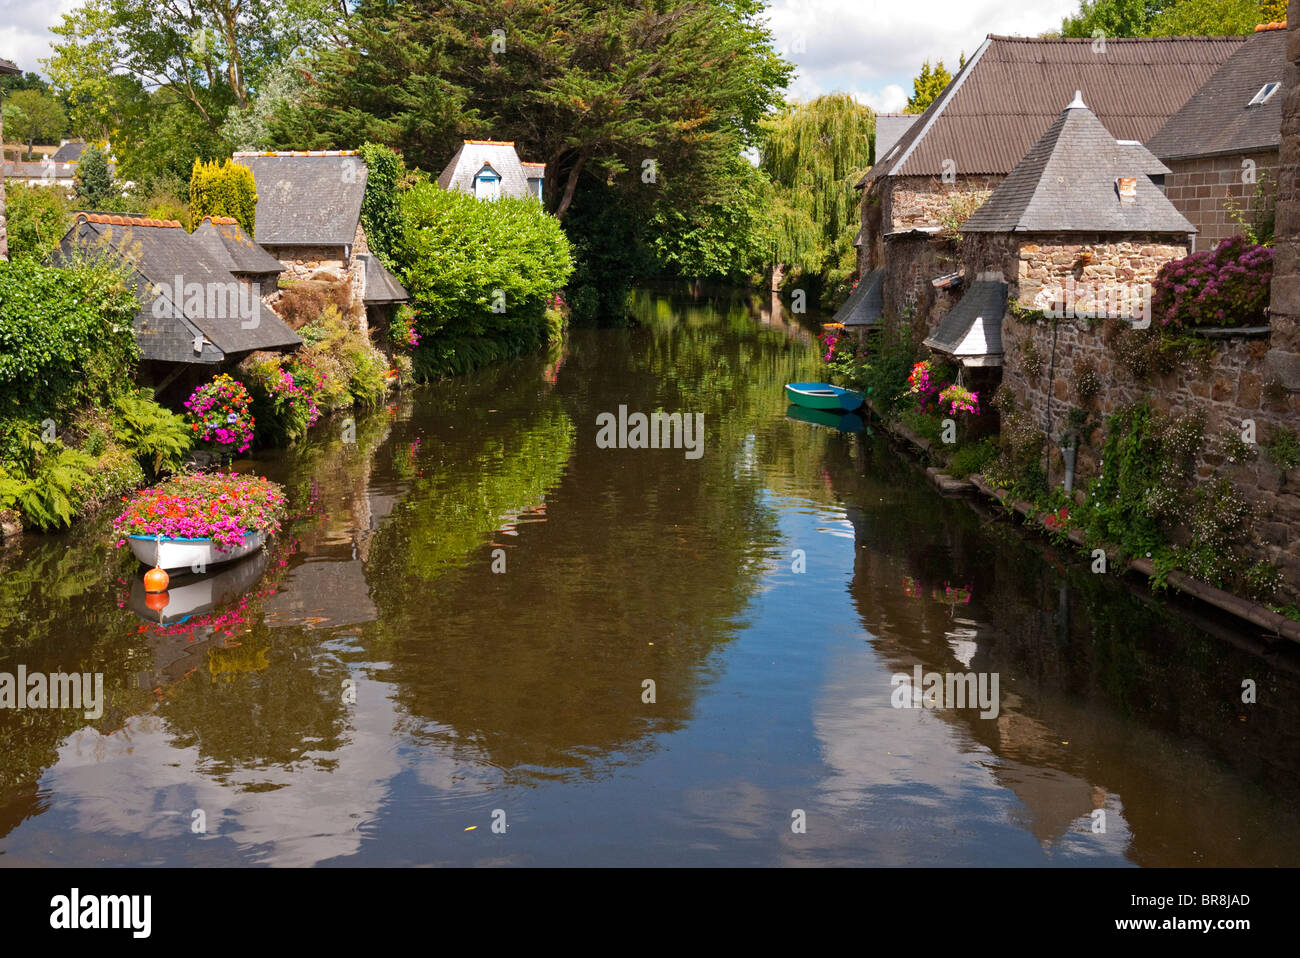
[144,591,170,612]
[144,565,170,593]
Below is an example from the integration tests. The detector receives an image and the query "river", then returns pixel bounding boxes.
[2,287,1299,866]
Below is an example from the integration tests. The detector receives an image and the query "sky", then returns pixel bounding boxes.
[1,0,1080,113]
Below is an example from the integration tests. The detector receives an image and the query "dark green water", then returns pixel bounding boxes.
[2,288,1299,866]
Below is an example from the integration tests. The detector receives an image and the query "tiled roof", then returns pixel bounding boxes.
[359,253,410,304]
[438,140,543,199]
[961,95,1195,235]
[234,152,368,247]
[873,114,920,166]
[924,281,1007,357]
[862,35,1243,184]
[833,269,884,327]
[191,216,286,275]
[76,212,181,228]
[0,57,19,76]
[56,216,300,364]
[1146,27,1285,160]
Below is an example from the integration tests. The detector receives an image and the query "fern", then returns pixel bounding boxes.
[112,389,192,478]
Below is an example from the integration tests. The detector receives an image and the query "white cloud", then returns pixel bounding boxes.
[0,0,80,74]
[765,0,1079,107]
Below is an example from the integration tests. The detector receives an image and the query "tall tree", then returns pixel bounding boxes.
[1149,0,1267,34]
[2,91,68,158]
[760,94,874,299]
[272,0,792,219]
[74,144,116,208]
[905,60,954,115]
[44,0,344,134]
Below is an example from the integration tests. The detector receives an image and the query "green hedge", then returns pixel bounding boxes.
[393,179,574,378]
[0,256,140,419]
[189,158,257,234]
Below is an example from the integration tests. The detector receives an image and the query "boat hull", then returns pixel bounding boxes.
[128,531,267,571]
[785,382,866,411]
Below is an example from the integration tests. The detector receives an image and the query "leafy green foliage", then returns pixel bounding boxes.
[111,388,192,478]
[1,89,68,155]
[358,142,405,265]
[0,256,139,419]
[189,158,257,234]
[1264,425,1300,472]
[394,179,574,376]
[905,59,956,114]
[761,94,874,304]
[1061,0,1273,37]
[1,182,74,261]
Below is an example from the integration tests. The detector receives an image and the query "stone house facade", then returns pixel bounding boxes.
[857,34,1242,339]
[233,151,409,337]
[1148,23,1287,251]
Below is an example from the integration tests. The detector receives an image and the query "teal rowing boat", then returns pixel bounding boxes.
[785,382,866,411]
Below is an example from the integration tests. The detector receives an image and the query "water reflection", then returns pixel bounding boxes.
[1,287,1299,865]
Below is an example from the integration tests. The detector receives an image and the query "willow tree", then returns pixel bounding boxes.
[760,94,874,304]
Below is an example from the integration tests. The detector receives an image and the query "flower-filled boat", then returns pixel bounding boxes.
[113,472,287,570]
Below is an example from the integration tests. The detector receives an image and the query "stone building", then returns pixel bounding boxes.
[190,215,286,298]
[55,212,301,396]
[233,150,410,334]
[942,93,1194,422]
[1148,22,1286,252]
[856,34,1240,335]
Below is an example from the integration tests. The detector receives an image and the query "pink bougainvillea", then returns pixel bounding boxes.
[1151,235,1273,330]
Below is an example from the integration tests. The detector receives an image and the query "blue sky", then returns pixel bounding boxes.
[2,0,1079,113]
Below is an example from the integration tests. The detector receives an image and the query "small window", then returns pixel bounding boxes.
[473,169,502,201]
[1248,82,1280,107]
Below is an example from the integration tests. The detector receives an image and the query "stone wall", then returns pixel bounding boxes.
[881,233,962,340]
[265,244,350,282]
[1164,152,1278,252]
[1266,7,1300,394]
[1013,233,1190,313]
[886,175,1001,233]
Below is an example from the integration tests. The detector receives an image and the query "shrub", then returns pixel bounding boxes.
[241,356,320,445]
[2,182,73,261]
[394,177,574,377]
[189,158,257,235]
[1151,236,1273,330]
[1072,359,1101,405]
[947,439,999,480]
[1018,338,1043,378]
[274,279,356,330]
[0,256,139,419]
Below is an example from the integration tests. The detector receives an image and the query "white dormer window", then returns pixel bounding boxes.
[473,165,502,200]
[1248,82,1280,107]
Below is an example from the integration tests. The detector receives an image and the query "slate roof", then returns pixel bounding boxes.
[0,58,19,76]
[233,151,368,247]
[2,159,78,180]
[923,280,1007,357]
[51,141,87,162]
[862,35,1243,185]
[191,216,285,275]
[438,140,543,199]
[961,95,1195,235]
[358,253,410,304]
[874,114,920,165]
[1147,25,1286,160]
[833,269,884,327]
[55,213,300,364]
